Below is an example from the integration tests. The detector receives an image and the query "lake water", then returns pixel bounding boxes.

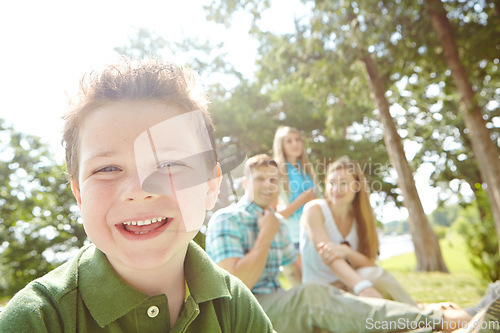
[378,234,415,260]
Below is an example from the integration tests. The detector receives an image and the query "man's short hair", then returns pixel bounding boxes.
[244,154,278,178]
[62,57,217,185]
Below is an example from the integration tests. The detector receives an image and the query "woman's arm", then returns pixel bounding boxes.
[301,203,381,297]
[341,244,376,269]
[278,188,314,219]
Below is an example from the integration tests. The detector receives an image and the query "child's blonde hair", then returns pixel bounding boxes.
[62,57,216,185]
[326,156,379,259]
[272,126,316,196]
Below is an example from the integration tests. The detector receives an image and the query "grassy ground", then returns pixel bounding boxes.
[378,232,488,308]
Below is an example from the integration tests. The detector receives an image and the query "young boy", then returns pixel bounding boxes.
[0,58,273,332]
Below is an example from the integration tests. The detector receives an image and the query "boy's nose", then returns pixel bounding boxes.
[122,173,159,201]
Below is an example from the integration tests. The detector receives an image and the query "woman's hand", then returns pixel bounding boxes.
[317,242,349,265]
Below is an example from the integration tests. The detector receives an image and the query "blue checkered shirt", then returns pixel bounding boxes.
[205,196,297,294]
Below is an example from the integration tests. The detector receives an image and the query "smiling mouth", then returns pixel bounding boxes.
[121,217,170,235]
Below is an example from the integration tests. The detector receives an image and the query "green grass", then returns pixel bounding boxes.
[379,232,488,308]
[0,296,10,307]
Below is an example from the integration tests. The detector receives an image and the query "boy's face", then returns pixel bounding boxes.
[71,101,220,272]
[245,165,280,209]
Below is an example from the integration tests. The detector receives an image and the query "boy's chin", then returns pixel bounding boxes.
[109,234,196,268]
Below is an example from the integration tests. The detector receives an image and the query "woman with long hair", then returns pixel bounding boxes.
[300,156,415,303]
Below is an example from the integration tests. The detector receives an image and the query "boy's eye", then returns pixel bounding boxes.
[94,166,120,173]
[158,161,187,169]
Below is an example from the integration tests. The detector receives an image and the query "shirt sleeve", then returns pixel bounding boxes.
[0,282,64,333]
[205,210,246,264]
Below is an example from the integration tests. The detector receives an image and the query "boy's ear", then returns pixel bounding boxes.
[70,178,82,208]
[206,163,222,210]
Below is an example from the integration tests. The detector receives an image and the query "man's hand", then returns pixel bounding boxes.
[257,209,281,238]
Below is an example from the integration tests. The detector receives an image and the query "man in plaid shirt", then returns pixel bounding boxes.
[206,154,473,333]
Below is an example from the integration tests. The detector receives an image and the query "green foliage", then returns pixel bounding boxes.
[432,225,448,240]
[429,204,460,227]
[204,0,499,274]
[0,120,85,296]
[453,185,500,282]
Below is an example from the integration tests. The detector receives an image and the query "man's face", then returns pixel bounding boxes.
[72,101,220,272]
[245,165,280,209]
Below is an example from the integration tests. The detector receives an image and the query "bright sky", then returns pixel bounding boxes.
[0,0,464,223]
[0,0,269,158]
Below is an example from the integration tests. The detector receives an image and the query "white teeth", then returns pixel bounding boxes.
[122,217,164,226]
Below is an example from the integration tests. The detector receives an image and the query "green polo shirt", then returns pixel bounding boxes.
[0,241,273,332]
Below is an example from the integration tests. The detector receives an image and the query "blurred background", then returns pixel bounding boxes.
[0,0,499,305]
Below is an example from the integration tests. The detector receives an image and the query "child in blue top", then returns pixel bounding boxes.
[272,126,316,280]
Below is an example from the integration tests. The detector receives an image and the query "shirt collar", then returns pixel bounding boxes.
[237,195,266,215]
[78,242,231,327]
[184,241,231,303]
[78,245,148,327]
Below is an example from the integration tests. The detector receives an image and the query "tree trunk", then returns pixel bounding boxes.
[361,51,449,272]
[427,0,500,252]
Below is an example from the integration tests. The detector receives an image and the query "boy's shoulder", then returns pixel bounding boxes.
[26,244,93,302]
[0,245,94,332]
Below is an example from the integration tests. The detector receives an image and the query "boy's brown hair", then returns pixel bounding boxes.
[62,57,217,185]
[244,154,278,178]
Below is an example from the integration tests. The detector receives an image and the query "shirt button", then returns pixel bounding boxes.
[147,305,159,318]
